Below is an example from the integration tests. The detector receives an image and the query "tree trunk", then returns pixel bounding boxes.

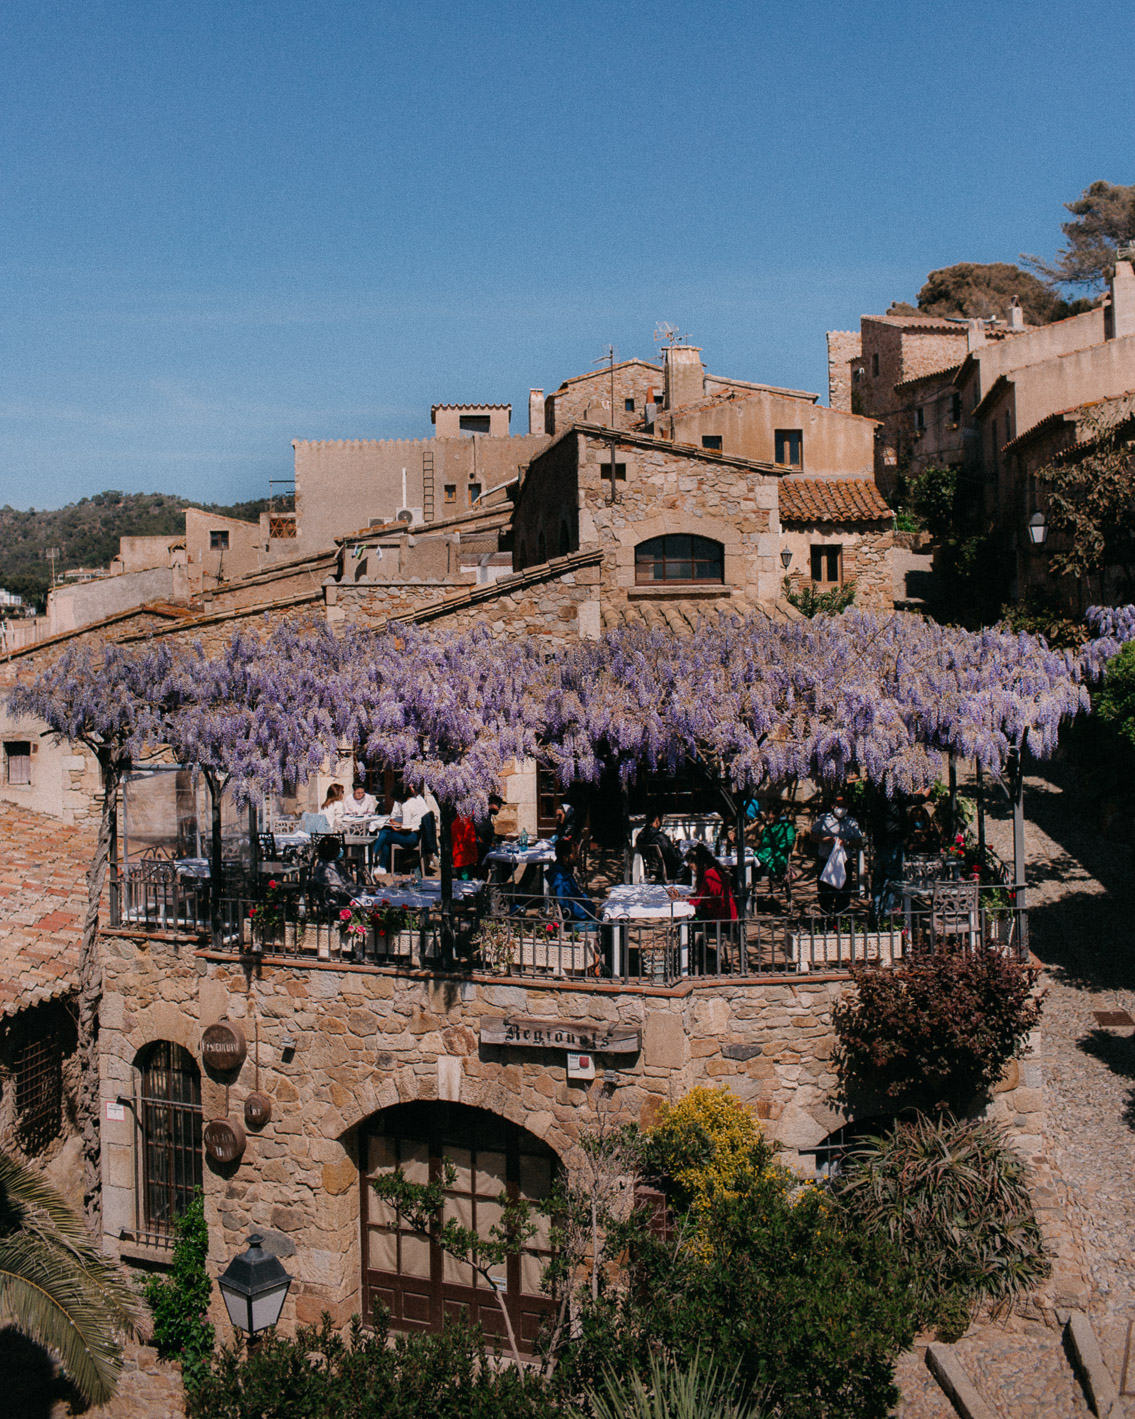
[78,747,123,1237]
[205,768,226,950]
[438,803,458,967]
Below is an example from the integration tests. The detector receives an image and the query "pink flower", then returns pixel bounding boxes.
[339,908,352,921]
[955,833,964,845]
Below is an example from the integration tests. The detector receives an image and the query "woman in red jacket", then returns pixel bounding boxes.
[684,843,738,921]
[451,815,480,880]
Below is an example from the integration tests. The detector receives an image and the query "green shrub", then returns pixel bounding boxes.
[189,1311,558,1419]
[558,1157,915,1419]
[144,1190,215,1395]
[831,1115,1050,1337]
[1096,640,1135,749]
[833,950,1044,1114]
[581,1351,766,1419]
[782,576,857,617]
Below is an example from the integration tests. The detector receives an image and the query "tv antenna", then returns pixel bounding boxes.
[593,345,619,503]
[43,546,61,589]
[654,322,691,348]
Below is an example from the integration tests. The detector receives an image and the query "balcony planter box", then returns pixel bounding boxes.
[789,928,905,973]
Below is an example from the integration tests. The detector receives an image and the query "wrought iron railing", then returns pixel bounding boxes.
[109,869,1027,983]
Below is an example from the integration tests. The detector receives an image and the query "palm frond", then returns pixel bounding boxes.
[0,1151,143,1406]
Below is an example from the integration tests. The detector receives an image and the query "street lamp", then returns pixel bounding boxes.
[1027,511,1047,547]
[217,1234,292,1337]
[779,547,793,569]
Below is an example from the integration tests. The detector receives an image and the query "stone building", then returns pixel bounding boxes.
[0,803,89,1211]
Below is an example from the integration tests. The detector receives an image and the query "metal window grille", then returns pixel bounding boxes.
[14,1031,61,1153]
[139,1042,203,1237]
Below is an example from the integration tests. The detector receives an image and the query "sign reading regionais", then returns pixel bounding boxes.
[479,1015,640,1054]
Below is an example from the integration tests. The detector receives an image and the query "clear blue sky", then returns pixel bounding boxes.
[0,0,1131,509]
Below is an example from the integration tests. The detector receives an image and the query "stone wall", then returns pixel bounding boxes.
[826,331,861,412]
[780,521,895,613]
[547,361,664,434]
[98,932,857,1337]
[515,430,783,614]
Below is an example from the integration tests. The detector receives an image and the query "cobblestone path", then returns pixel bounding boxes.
[898,758,1135,1414]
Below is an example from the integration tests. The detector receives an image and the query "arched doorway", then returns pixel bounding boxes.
[360,1102,558,1351]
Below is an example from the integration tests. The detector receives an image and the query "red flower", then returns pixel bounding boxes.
[268,879,277,889]
[545,922,555,933]
[248,908,257,919]
[339,908,352,921]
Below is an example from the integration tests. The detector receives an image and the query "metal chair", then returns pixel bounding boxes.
[930,880,979,948]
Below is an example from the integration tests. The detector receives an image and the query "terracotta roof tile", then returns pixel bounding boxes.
[778,477,892,523]
[0,803,97,1017]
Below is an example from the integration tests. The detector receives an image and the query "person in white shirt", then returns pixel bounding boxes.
[343,781,377,819]
[375,788,438,872]
[320,783,346,832]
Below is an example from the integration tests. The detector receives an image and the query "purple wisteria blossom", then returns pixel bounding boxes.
[7,640,181,1233]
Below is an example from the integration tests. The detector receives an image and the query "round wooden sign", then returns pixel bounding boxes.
[203,1117,247,1164]
[201,1022,247,1072]
[244,1091,272,1128]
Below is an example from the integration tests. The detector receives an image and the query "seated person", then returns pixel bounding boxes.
[451,813,479,881]
[552,801,577,848]
[684,843,738,922]
[635,811,682,879]
[546,838,598,925]
[320,783,346,832]
[310,837,355,909]
[374,789,438,873]
[475,793,503,866]
[343,780,377,820]
[756,809,797,879]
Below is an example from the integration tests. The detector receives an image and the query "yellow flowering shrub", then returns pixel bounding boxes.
[646,1087,787,1229]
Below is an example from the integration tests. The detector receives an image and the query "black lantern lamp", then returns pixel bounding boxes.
[1027,511,1047,546]
[779,547,793,569]
[218,1234,292,1336]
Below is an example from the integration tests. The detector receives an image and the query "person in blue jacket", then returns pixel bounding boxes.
[545,838,598,924]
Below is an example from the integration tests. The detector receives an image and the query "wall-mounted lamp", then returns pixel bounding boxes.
[1027,511,1047,547]
[779,547,793,570]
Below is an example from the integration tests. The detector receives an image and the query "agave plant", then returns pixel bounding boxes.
[831,1115,1049,1336]
[0,1150,142,1405]
[582,1350,767,1419]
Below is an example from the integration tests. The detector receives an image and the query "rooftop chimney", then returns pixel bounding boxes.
[662,345,705,411]
[529,389,545,435]
[966,318,987,353]
[1007,296,1025,330]
[1106,253,1135,341]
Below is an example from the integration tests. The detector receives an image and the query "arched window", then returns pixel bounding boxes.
[138,1041,202,1237]
[799,1115,897,1180]
[361,1102,559,1352]
[635,534,724,585]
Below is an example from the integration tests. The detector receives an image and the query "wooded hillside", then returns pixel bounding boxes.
[0,490,269,608]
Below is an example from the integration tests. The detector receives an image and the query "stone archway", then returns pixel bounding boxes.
[358,1100,561,1351]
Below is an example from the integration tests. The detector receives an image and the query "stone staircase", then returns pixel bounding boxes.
[895,1313,1126,1419]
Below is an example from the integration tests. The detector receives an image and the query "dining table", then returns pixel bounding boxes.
[352,878,483,911]
[601,883,695,976]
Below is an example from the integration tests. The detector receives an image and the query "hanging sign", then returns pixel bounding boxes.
[201,1022,247,1071]
[244,1091,272,1128]
[479,1016,640,1054]
[203,1118,247,1164]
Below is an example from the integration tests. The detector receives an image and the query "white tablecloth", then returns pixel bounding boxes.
[353,879,483,911]
[601,884,695,922]
[484,840,556,867]
[175,858,211,879]
[273,832,311,850]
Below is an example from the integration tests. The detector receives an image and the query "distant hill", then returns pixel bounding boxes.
[0,490,270,609]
